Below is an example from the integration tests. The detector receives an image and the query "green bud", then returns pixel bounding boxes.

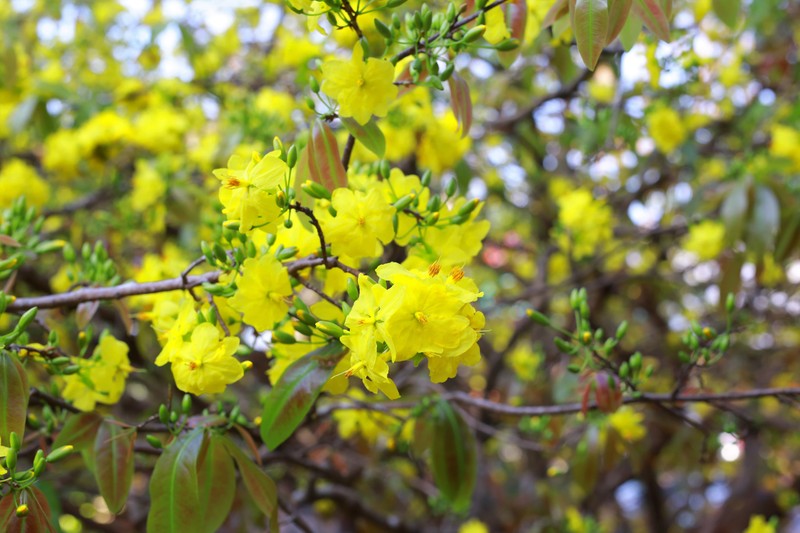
[33,450,46,477]
[420,170,432,187]
[440,63,455,82]
[9,431,20,451]
[62,364,80,375]
[295,309,318,326]
[445,178,458,197]
[374,18,393,39]
[567,364,581,374]
[201,241,216,266]
[283,218,293,229]
[619,362,630,378]
[726,292,735,313]
[463,25,486,42]
[579,301,590,319]
[615,321,628,340]
[393,193,417,212]
[305,96,316,110]
[286,145,298,168]
[386,0,406,7]
[16,306,38,333]
[146,435,163,449]
[630,352,642,371]
[213,243,229,264]
[309,76,320,93]
[526,309,550,326]
[346,277,359,301]
[678,350,691,363]
[294,322,313,337]
[50,356,70,366]
[379,160,391,179]
[159,404,169,425]
[495,38,520,51]
[316,320,344,338]
[169,411,179,423]
[62,242,77,262]
[5,447,17,471]
[273,330,297,344]
[301,180,332,200]
[554,337,574,353]
[276,245,298,260]
[45,445,74,463]
[457,198,480,217]
[182,394,192,414]
[429,75,443,91]
[645,365,654,377]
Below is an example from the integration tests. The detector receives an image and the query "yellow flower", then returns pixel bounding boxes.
[131,159,167,212]
[459,519,489,533]
[608,407,646,442]
[647,107,687,154]
[555,189,614,260]
[770,124,800,170]
[213,151,288,233]
[323,187,395,259]
[0,159,50,208]
[62,334,133,411]
[131,105,189,153]
[484,7,510,44]
[228,254,293,332]
[0,438,8,475]
[683,220,726,261]
[171,323,243,395]
[743,515,777,533]
[321,45,398,125]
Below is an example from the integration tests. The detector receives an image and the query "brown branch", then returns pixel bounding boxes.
[6,255,359,312]
[320,387,800,418]
[290,202,329,265]
[341,134,355,171]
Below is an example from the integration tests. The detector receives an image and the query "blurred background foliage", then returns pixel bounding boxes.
[2,0,800,531]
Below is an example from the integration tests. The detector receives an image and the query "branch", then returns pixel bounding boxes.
[320,387,800,418]
[6,255,359,312]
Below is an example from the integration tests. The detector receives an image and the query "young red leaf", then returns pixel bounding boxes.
[0,351,28,443]
[93,422,137,514]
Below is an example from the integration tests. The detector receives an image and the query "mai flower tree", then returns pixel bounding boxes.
[0,0,799,532]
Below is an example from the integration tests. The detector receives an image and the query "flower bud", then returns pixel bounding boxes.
[45,445,74,463]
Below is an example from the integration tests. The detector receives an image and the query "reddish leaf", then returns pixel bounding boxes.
[0,235,22,247]
[0,351,28,442]
[543,0,569,29]
[197,434,236,533]
[307,119,347,192]
[570,0,609,70]
[93,422,137,514]
[426,400,477,512]
[631,0,670,41]
[0,487,56,533]
[53,412,103,450]
[260,342,346,451]
[76,300,99,329]
[222,437,279,532]
[147,427,205,533]
[606,0,633,44]
[448,74,473,139]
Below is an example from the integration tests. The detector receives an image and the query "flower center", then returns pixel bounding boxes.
[414,311,428,324]
[356,77,365,88]
[188,361,199,371]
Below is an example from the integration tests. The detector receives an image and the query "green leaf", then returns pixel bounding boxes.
[221,437,279,532]
[0,487,57,533]
[260,342,346,450]
[570,0,609,71]
[631,0,670,41]
[0,351,28,443]
[147,428,205,533]
[93,422,137,514]
[53,412,103,451]
[307,119,347,191]
[745,185,780,257]
[9,97,38,134]
[721,180,750,246]
[606,0,632,44]
[341,117,386,158]
[197,434,236,533]
[619,13,642,50]
[448,74,473,139]
[426,400,477,511]
[712,0,740,29]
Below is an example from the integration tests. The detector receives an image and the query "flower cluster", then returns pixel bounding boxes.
[61,334,133,411]
[340,262,485,398]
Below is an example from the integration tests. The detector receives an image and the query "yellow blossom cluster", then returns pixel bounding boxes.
[61,334,133,411]
[340,262,484,398]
